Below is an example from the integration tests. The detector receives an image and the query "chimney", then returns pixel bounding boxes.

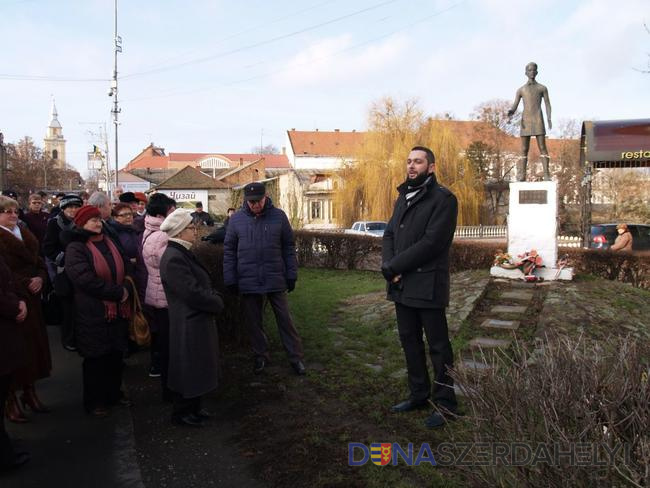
[352,129,356,132]
[281,146,286,155]
[239,158,243,167]
[291,128,295,131]
[315,128,319,131]
[334,128,340,132]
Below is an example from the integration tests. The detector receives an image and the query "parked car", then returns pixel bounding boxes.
[589,223,650,251]
[344,221,387,237]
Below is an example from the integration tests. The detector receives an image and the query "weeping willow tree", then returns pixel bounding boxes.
[335,97,482,226]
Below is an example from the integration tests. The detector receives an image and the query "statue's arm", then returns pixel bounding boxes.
[543,87,552,129]
[507,89,521,117]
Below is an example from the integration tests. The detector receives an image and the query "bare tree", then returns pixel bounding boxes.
[251,144,280,155]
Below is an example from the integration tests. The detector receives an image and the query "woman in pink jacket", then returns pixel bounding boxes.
[142,193,176,401]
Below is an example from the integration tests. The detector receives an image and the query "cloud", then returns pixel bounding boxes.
[274,33,409,86]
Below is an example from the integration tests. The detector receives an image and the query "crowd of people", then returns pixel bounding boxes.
[0,183,306,474]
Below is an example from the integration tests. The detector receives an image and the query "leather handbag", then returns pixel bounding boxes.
[124,276,150,346]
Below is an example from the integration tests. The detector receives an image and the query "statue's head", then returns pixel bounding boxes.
[525,62,538,79]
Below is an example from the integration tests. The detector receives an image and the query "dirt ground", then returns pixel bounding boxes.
[126,272,650,488]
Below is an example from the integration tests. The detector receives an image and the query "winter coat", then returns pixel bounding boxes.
[42,213,75,278]
[108,220,148,303]
[0,224,52,384]
[382,174,458,309]
[0,255,27,377]
[223,198,298,294]
[22,210,50,247]
[142,215,169,308]
[610,231,633,252]
[160,241,223,398]
[65,229,129,358]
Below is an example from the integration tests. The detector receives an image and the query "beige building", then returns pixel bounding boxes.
[43,98,66,168]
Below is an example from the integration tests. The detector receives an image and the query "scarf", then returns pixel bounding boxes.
[85,234,131,321]
[168,237,193,250]
[404,174,432,203]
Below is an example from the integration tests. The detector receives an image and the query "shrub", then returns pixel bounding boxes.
[294,231,381,270]
[192,239,243,345]
[565,248,650,289]
[449,334,649,487]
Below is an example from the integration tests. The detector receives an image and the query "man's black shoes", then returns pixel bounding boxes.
[0,451,30,472]
[390,398,429,413]
[290,361,306,376]
[253,356,267,375]
[171,413,203,428]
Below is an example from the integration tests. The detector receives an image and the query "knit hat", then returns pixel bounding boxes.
[160,208,193,238]
[60,193,83,209]
[74,205,101,227]
[119,192,138,203]
[243,182,266,201]
[134,192,148,203]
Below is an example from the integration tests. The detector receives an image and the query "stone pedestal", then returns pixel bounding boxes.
[490,181,573,281]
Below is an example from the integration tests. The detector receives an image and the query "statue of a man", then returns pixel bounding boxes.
[508,62,552,181]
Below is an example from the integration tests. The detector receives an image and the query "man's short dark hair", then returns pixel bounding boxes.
[411,146,435,165]
[195,202,203,208]
[146,193,176,217]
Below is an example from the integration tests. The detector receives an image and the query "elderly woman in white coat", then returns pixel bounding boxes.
[159,209,223,427]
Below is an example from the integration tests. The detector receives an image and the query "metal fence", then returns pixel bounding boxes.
[454,226,583,248]
[454,226,507,239]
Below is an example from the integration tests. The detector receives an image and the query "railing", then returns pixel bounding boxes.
[557,235,582,248]
[454,225,507,239]
[454,226,583,248]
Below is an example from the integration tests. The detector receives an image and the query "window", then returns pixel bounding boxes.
[52,149,58,160]
[310,201,322,220]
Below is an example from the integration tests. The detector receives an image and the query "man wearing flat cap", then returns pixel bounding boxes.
[223,182,306,376]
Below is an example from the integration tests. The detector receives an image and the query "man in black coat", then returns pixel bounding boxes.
[381,145,458,428]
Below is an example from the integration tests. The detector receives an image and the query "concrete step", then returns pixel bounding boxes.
[461,359,493,373]
[480,318,520,330]
[491,305,528,314]
[500,290,534,301]
[469,337,512,350]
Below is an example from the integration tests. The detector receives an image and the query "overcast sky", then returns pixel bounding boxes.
[1,0,648,175]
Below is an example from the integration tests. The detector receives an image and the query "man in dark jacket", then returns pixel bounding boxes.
[190,202,214,227]
[223,182,305,375]
[381,146,458,428]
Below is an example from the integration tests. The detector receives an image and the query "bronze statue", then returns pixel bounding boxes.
[508,62,552,181]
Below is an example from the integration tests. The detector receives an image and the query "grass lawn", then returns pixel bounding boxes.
[237,267,468,487]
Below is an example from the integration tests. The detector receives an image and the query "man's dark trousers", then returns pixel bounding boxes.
[241,292,304,363]
[395,304,457,412]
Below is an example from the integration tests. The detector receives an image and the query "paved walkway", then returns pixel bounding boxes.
[3,327,143,488]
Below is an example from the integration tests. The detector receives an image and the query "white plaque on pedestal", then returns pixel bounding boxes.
[508,181,558,268]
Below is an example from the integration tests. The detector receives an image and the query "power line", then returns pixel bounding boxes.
[0,74,108,82]
[137,0,340,73]
[120,0,399,79]
[122,1,463,103]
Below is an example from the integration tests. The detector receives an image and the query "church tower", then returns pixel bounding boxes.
[43,98,66,168]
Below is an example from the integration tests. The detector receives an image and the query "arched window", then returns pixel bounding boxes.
[52,149,58,160]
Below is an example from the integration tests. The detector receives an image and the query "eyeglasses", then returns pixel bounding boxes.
[116,212,134,218]
[1,209,19,214]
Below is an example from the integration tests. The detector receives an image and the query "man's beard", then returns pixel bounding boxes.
[406,171,429,188]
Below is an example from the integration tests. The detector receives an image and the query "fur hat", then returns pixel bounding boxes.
[119,192,138,203]
[74,205,101,227]
[59,194,83,210]
[160,208,193,238]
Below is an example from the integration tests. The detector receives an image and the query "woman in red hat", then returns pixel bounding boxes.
[65,206,132,417]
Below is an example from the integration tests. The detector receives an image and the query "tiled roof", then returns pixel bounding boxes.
[287,130,365,157]
[124,154,169,171]
[117,171,149,183]
[154,165,229,190]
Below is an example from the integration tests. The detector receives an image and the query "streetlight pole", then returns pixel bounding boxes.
[110,0,122,193]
